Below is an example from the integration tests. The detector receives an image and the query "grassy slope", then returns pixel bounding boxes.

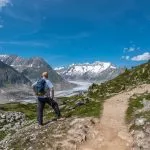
[0,96,100,120]
[88,62,150,98]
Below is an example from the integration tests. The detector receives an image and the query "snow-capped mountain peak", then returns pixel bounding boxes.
[0,55,48,70]
[55,61,123,81]
[0,54,9,61]
[54,67,65,70]
[0,54,9,58]
[65,62,113,75]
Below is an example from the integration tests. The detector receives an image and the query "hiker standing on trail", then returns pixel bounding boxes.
[32,72,61,126]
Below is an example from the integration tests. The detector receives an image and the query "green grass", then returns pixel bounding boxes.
[57,96,102,118]
[126,96,144,123]
[64,101,101,118]
[0,103,54,121]
[0,96,101,124]
[0,103,37,120]
[126,93,150,130]
[0,131,7,141]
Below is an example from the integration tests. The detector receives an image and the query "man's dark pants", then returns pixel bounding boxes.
[37,97,61,125]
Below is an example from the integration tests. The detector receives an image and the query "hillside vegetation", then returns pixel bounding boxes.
[88,62,150,99]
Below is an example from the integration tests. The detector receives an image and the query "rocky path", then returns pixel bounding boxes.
[78,84,150,150]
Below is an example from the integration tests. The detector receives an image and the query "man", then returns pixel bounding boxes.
[32,72,61,126]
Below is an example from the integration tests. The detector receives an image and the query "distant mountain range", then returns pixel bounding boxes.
[0,54,125,90]
[55,61,124,82]
[0,60,31,87]
[0,55,74,91]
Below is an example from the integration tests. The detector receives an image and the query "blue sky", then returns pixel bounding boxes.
[0,0,150,67]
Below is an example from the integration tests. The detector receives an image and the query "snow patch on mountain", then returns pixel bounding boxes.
[0,55,47,70]
[55,61,116,75]
[55,67,65,70]
[0,54,9,61]
[66,62,112,75]
[55,61,124,82]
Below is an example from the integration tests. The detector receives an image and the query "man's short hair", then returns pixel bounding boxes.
[42,72,48,78]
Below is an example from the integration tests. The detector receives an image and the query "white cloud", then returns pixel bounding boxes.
[128,47,135,52]
[123,44,141,53]
[121,55,130,60]
[123,47,139,53]
[131,52,150,61]
[0,0,10,9]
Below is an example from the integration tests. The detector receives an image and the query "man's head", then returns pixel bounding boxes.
[42,72,48,79]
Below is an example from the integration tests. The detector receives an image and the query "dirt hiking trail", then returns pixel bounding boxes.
[78,84,150,150]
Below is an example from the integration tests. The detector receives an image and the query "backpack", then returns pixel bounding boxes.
[33,79,47,96]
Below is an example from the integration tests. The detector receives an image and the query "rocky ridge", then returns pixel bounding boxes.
[0,55,63,83]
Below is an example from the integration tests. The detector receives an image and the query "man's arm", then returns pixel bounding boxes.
[47,80,54,99]
[32,82,37,94]
[50,87,54,99]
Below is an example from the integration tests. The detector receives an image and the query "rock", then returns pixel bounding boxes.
[0,117,99,150]
[68,107,75,111]
[135,131,145,139]
[14,122,21,129]
[145,124,150,134]
[130,94,150,150]
[59,105,66,110]
[132,129,150,149]
[0,119,5,124]
[142,99,150,112]
[3,123,12,130]
[75,101,85,107]
[0,114,6,119]
[0,111,26,134]
[135,118,146,126]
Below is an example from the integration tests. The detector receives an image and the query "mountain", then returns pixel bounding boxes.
[0,55,62,82]
[0,55,75,90]
[55,61,124,82]
[0,60,31,87]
